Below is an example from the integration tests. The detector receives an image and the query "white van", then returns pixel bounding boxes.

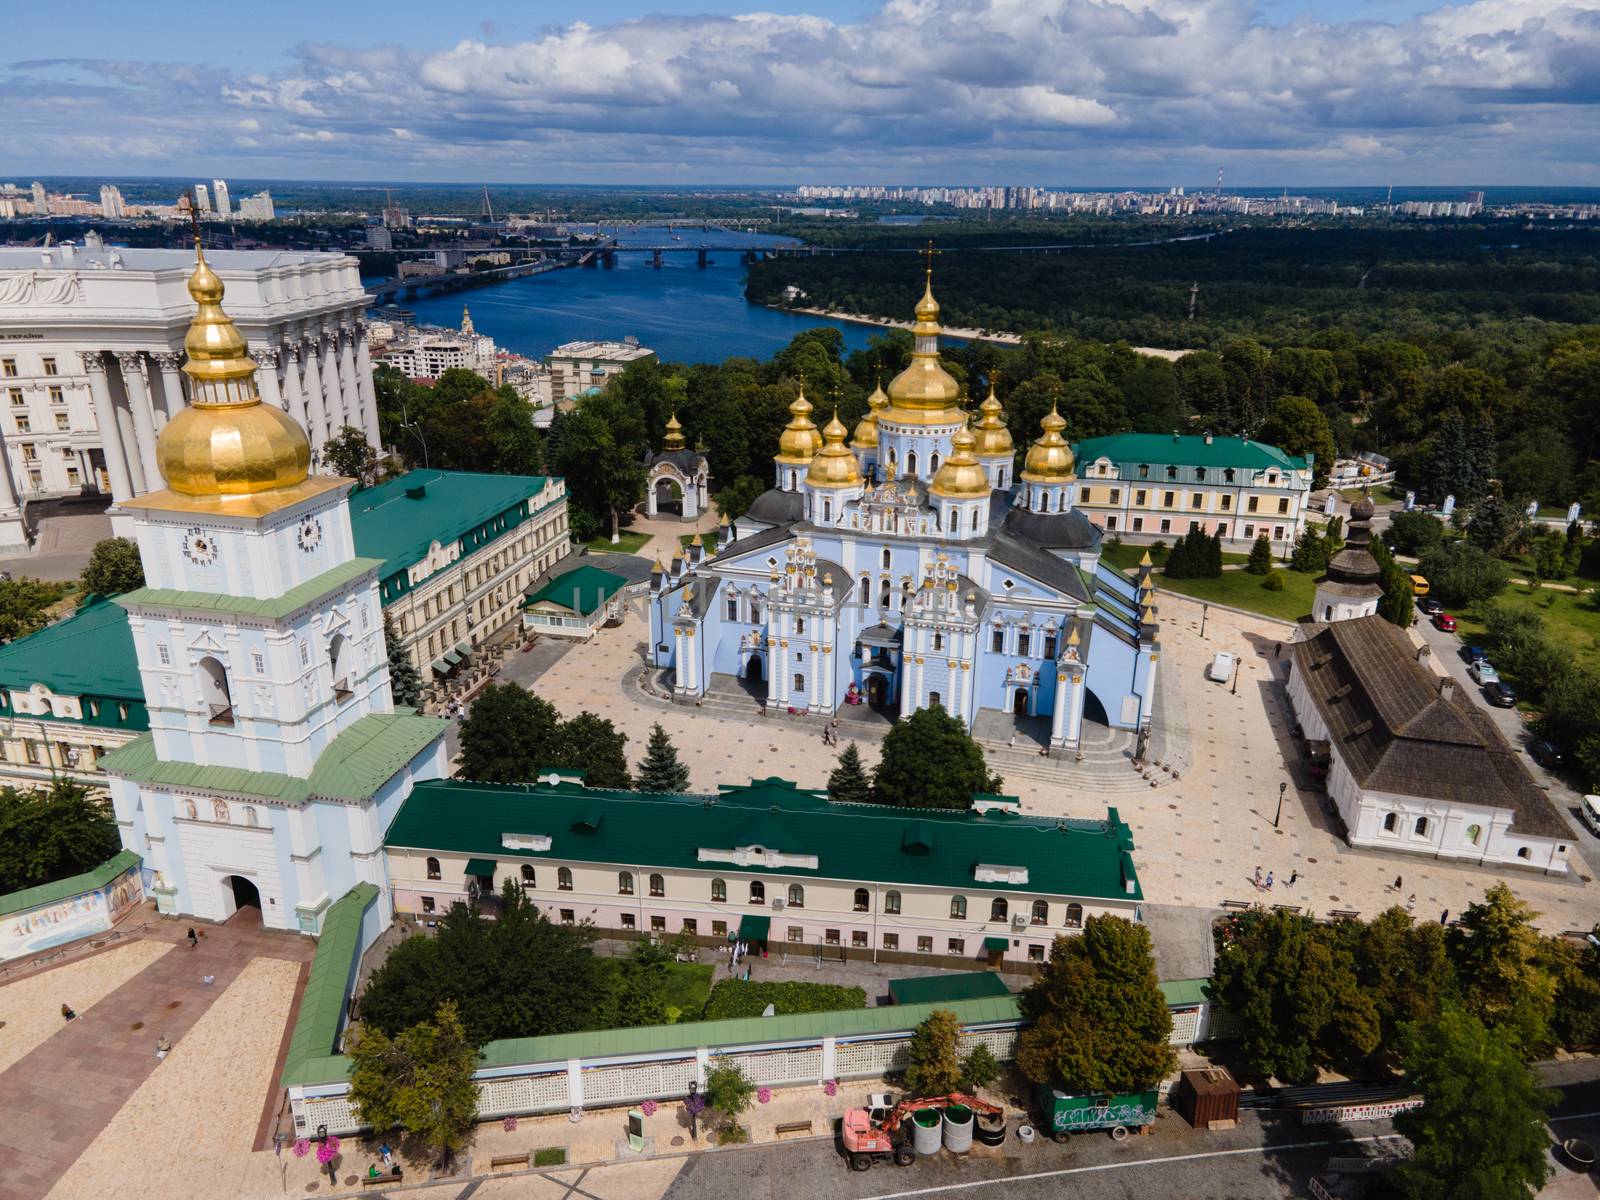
[1581,795,1600,836]
[1208,652,1236,683]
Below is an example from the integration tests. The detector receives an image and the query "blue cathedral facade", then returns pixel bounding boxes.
[648,276,1159,748]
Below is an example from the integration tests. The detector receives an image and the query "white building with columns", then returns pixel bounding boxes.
[0,243,379,547]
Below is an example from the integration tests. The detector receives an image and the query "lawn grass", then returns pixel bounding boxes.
[1338,484,1405,505]
[663,961,715,1020]
[585,529,651,554]
[1455,583,1600,672]
[678,532,726,552]
[1154,566,1317,623]
[1100,541,1247,571]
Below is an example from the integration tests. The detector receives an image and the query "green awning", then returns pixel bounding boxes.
[464,858,496,878]
[455,642,472,658]
[736,914,771,943]
[983,936,1009,952]
[431,659,450,676]
[442,648,463,666]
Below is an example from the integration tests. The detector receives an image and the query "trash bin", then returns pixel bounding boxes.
[1017,1124,1036,1144]
[942,1104,974,1153]
[910,1108,942,1156]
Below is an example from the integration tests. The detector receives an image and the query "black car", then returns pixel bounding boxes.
[1485,681,1517,707]
[1417,596,1444,616]
[1528,739,1567,769]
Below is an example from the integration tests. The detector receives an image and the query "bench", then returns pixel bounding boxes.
[1328,909,1361,920]
[490,1152,530,1171]
[1271,904,1303,914]
[1221,899,1254,912]
[775,1120,814,1139]
[361,1173,401,1189]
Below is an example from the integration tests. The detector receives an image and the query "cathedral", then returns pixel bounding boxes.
[649,274,1159,747]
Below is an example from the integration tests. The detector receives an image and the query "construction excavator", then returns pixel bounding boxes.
[839,1092,1005,1171]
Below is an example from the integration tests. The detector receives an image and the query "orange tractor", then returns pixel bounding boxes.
[839,1093,1004,1171]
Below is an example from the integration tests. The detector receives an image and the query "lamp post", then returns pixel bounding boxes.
[1200,603,1209,639]
[1274,781,1287,829]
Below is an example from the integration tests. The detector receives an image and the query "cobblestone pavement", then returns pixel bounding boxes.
[0,939,172,1075]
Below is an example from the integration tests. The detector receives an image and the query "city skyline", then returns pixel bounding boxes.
[6,0,1600,186]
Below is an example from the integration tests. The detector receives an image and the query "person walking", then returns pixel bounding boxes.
[379,1142,392,1167]
[1288,869,1298,886]
[1406,894,1417,912]
[1393,875,1403,892]
[1264,871,1274,891]
[1253,865,1263,891]
[187,927,198,949]
[60,1003,76,1021]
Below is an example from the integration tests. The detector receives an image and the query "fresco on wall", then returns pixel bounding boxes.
[0,862,144,960]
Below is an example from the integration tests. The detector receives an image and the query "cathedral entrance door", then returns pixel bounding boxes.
[654,478,683,517]
[222,874,262,923]
[866,674,888,709]
[1012,688,1028,716]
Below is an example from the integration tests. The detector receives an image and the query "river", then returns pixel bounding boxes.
[398,224,881,364]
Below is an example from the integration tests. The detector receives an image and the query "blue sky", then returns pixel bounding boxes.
[6,0,1599,185]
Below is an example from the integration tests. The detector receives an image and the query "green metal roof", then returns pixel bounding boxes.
[349,469,552,581]
[0,598,143,701]
[1073,433,1310,473]
[887,972,1013,1006]
[280,882,378,1088]
[0,849,141,917]
[116,558,383,621]
[384,775,1141,901]
[464,858,496,877]
[736,913,770,942]
[100,711,446,804]
[1158,978,1215,1007]
[523,565,626,615]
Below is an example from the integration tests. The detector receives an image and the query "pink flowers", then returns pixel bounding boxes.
[823,1079,839,1097]
[757,1087,772,1104]
[292,1139,311,1158]
[640,1100,658,1117]
[315,1135,340,1165]
[504,1116,518,1132]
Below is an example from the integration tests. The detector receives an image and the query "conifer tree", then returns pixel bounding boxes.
[1246,533,1274,575]
[827,742,872,805]
[384,614,423,708]
[637,723,690,792]
[1206,531,1223,577]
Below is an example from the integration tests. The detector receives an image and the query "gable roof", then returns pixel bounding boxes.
[348,468,553,580]
[1291,617,1567,837]
[0,849,141,917]
[386,775,1141,901]
[524,565,626,614]
[0,597,142,698]
[1075,433,1310,473]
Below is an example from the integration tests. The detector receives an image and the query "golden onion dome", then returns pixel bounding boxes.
[971,381,1014,458]
[851,378,889,449]
[885,273,963,423]
[929,424,991,499]
[157,244,310,496]
[662,411,687,451]
[1021,404,1076,483]
[806,411,864,489]
[775,386,823,465]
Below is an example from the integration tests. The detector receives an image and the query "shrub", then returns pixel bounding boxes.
[1262,570,1286,592]
[960,1044,1001,1091]
[701,980,867,1020]
[906,1009,963,1095]
[1246,534,1274,575]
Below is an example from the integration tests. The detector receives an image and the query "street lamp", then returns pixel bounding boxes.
[1200,603,1209,639]
[1274,781,1287,829]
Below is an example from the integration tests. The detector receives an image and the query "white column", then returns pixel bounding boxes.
[252,348,285,413]
[353,320,380,448]
[317,333,342,443]
[899,646,916,718]
[116,352,162,489]
[80,352,134,503]
[302,339,329,445]
[153,352,186,422]
[280,344,310,429]
[1051,670,1070,745]
[336,327,360,432]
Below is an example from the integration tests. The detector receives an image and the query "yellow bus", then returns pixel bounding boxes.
[1409,574,1430,597]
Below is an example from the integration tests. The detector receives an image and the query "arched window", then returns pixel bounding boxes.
[426,856,441,880]
[243,805,259,828]
[990,897,1008,922]
[796,616,805,634]
[1516,847,1531,860]
[1383,813,1398,832]
[930,453,940,473]
[882,547,892,570]
[950,895,967,920]
[906,451,917,476]
[521,864,535,886]
[884,890,901,915]
[557,867,573,891]
[649,873,665,897]
[1065,903,1083,928]
[750,880,766,905]
[1032,900,1049,925]
[212,799,229,822]
[823,499,831,522]
[879,579,891,607]
[929,691,941,707]
[1465,824,1482,846]
[787,883,805,907]
[998,468,1007,489]
[328,631,352,700]
[618,871,634,895]
[972,509,981,531]
[1224,468,1235,483]
[198,655,233,726]
[1195,467,1206,482]
[853,888,869,912]
[711,878,727,902]
[1166,465,1177,480]
[933,631,943,652]
[1414,817,1430,837]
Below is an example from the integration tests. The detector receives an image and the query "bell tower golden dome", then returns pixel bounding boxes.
[155,239,311,497]
[774,385,824,466]
[806,411,864,489]
[851,377,888,450]
[929,422,990,498]
[970,379,1014,459]
[1021,404,1076,482]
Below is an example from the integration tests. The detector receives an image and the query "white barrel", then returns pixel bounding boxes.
[910,1109,943,1155]
[1018,1124,1036,1144]
[942,1104,974,1153]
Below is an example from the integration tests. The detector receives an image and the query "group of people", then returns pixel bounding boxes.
[1252,866,1300,892]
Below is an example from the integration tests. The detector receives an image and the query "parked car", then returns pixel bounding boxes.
[1529,739,1567,770]
[1208,651,1236,683]
[1469,661,1500,685]
[1462,645,1490,665]
[1485,681,1518,708]
[1417,596,1443,616]
[1432,612,1457,632]
[1580,794,1600,837]
[1409,574,1431,597]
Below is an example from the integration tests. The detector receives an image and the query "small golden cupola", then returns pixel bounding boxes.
[971,380,1014,459]
[1021,404,1076,482]
[929,422,990,498]
[851,377,888,450]
[807,411,864,489]
[662,411,687,451]
[156,242,311,496]
[775,385,824,465]
[884,261,964,425]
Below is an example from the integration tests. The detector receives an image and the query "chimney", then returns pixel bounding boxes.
[1415,644,1430,663]
[1438,677,1455,702]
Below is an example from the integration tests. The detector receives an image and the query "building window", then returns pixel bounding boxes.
[947,938,965,956]
[917,935,933,954]
[157,642,170,665]
[620,871,637,894]
[1516,847,1531,860]
[928,691,941,707]
[1065,902,1083,929]
[1383,812,1398,833]
[1106,516,1117,531]
[421,896,436,914]
[882,547,892,569]
[1465,824,1482,846]
[48,386,63,405]
[1043,634,1057,660]
[1414,817,1430,837]
[1191,493,1203,508]
[6,388,20,406]
[788,883,805,907]
[853,887,869,912]
[750,881,765,905]
[794,673,804,693]
[950,895,967,920]
[711,877,726,902]
[682,918,698,936]
[1247,496,1259,513]
[1220,495,1231,510]
[651,915,666,931]
[243,806,259,827]
[1028,944,1046,962]
[0,359,13,377]
[1160,519,1171,534]
[252,652,265,674]
[932,631,943,652]
[727,597,738,621]
[1132,517,1144,532]
[558,867,573,890]
[426,857,441,880]
[1278,498,1290,514]
[992,628,1004,652]
[621,912,636,930]
[1018,631,1030,657]
[1137,464,1149,479]
[41,357,57,376]
[13,416,27,433]
[1224,468,1235,483]
[1031,900,1049,925]
[649,873,665,897]
[1165,465,1177,480]
[990,897,1008,922]
[521,865,535,886]
[712,920,727,938]
[883,932,899,950]
[788,926,804,943]
[1274,526,1285,540]
[824,928,841,945]
[884,889,901,914]
[852,930,868,948]
[1162,491,1175,507]
[1109,488,1120,504]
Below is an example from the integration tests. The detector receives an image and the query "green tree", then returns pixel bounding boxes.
[0,577,66,643]
[714,475,766,522]
[323,424,379,486]
[1368,537,1417,628]
[384,614,422,708]
[553,406,646,543]
[1466,497,1529,557]
[703,1060,755,1132]
[1246,534,1273,575]
[872,706,1002,809]
[826,742,872,805]
[905,1009,964,1095]
[1543,934,1600,1049]
[1353,909,1457,1047]
[347,1000,481,1171]
[1017,916,1176,1092]
[960,1044,1001,1092]
[556,711,632,788]
[80,537,144,596]
[1289,527,1330,574]
[1418,542,1510,608]
[0,780,122,893]
[1530,533,1566,581]
[637,723,690,792]
[1448,884,1556,1054]
[1392,1009,1555,1200]
[1257,394,1336,489]
[455,683,560,783]
[1386,510,1446,557]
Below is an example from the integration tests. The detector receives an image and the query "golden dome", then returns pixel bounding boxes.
[851,379,888,449]
[971,381,1014,458]
[929,423,991,499]
[806,411,864,489]
[663,411,687,451]
[1021,404,1075,483]
[884,273,963,425]
[157,245,310,496]
[775,386,823,465]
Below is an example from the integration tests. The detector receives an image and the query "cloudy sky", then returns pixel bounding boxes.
[6,0,1600,185]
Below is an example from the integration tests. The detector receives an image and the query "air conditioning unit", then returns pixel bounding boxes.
[1011,913,1029,931]
[772,898,787,911]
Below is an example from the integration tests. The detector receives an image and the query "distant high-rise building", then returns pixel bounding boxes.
[211,179,231,218]
[98,185,126,220]
[237,190,274,221]
[30,182,46,216]
[365,225,392,250]
[193,183,211,213]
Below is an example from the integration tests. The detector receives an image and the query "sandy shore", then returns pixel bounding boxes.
[771,304,1193,359]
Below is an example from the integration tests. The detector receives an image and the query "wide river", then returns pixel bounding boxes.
[399,224,881,364]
